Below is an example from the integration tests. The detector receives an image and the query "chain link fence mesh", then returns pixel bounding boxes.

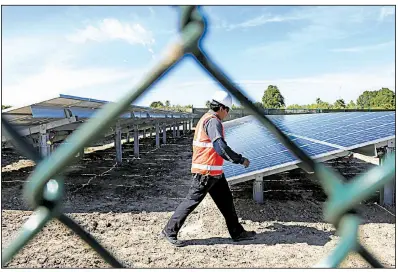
[1,5,395,268]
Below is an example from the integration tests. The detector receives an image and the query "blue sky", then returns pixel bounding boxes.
[2,5,395,108]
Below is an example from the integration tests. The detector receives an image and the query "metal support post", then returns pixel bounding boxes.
[162,123,167,144]
[381,139,395,206]
[253,175,264,204]
[126,131,130,143]
[115,124,122,164]
[155,122,160,148]
[134,125,139,157]
[39,125,50,157]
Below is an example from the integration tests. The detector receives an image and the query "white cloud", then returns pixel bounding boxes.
[2,35,87,94]
[2,36,64,71]
[203,7,304,31]
[245,6,385,55]
[148,48,156,59]
[331,41,394,53]
[227,13,303,30]
[379,6,395,21]
[2,61,144,108]
[66,18,155,55]
[203,6,229,30]
[148,7,155,16]
[2,20,154,109]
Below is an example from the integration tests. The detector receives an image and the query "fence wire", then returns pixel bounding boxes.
[1,5,395,268]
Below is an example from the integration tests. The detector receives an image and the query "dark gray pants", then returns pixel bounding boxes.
[164,173,245,239]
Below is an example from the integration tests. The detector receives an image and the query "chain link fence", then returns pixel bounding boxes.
[1,6,395,268]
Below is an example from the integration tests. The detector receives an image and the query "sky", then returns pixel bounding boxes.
[2,5,396,108]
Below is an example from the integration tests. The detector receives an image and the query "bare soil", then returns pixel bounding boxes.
[1,131,395,268]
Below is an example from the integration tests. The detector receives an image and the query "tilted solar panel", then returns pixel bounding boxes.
[223,112,395,181]
[282,112,395,148]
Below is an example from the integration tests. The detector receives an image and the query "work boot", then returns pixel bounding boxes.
[159,229,186,247]
[232,230,256,242]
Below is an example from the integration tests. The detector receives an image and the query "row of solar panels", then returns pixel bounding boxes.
[27,105,190,119]
[223,111,396,182]
[3,94,195,127]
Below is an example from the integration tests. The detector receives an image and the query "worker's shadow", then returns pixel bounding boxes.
[183,223,334,246]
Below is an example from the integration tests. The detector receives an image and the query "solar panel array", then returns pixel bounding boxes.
[3,94,193,127]
[223,111,396,179]
[2,94,195,146]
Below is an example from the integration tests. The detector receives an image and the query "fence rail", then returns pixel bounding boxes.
[1,5,395,269]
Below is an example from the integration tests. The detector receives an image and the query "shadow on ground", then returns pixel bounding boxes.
[184,223,334,246]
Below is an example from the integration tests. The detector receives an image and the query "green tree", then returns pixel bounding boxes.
[205,100,211,108]
[150,101,164,108]
[165,100,171,108]
[311,98,332,109]
[333,99,346,109]
[2,105,12,110]
[371,88,395,109]
[262,85,285,109]
[347,100,356,109]
[357,88,395,109]
[321,102,332,109]
[357,91,374,109]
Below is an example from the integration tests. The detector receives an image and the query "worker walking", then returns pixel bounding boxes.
[160,90,256,247]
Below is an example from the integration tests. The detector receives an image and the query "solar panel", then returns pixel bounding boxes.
[223,111,395,181]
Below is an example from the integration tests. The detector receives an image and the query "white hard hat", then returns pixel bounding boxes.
[212,90,232,108]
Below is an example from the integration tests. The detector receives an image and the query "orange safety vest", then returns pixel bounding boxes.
[191,112,225,176]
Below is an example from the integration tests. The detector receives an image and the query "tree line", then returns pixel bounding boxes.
[285,87,395,110]
[149,100,193,112]
[146,86,396,112]
[223,85,395,110]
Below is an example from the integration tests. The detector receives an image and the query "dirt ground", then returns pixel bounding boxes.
[1,131,395,268]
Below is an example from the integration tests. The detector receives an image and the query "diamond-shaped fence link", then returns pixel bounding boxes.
[1,6,395,268]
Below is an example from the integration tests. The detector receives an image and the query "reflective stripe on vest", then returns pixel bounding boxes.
[192,140,213,148]
[191,164,223,171]
[191,112,225,176]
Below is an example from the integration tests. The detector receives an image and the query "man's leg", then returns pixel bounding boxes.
[163,174,213,241]
[208,174,256,241]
